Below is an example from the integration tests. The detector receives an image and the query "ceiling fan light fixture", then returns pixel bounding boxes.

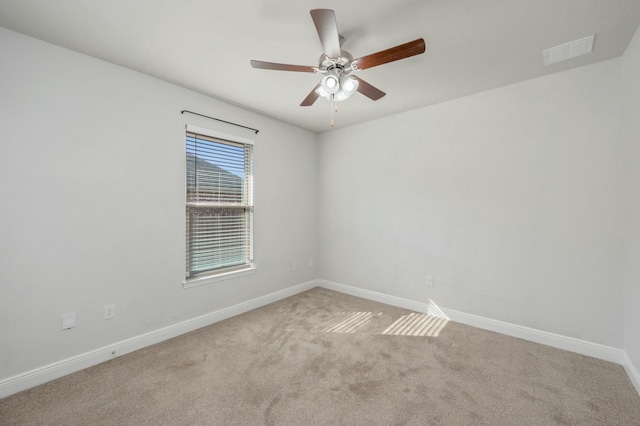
[341,75,358,94]
[320,74,340,95]
[333,76,359,102]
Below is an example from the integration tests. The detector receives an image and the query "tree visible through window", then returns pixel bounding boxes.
[185,128,254,279]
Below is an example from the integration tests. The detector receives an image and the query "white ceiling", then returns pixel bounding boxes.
[1,0,640,133]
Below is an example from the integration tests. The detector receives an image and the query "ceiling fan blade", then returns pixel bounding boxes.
[352,38,426,70]
[250,60,316,73]
[352,76,386,101]
[301,84,321,106]
[310,9,341,58]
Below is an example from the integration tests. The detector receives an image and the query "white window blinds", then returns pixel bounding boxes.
[186,129,254,278]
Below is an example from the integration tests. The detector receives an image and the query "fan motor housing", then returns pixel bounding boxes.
[318,50,353,73]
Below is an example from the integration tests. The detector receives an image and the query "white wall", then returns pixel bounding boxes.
[2,18,638,392]
[622,27,640,375]
[318,58,624,347]
[0,27,317,380]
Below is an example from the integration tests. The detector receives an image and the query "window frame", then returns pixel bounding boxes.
[183,124,256,288]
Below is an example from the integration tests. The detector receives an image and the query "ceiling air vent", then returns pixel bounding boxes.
[543,35,595,65]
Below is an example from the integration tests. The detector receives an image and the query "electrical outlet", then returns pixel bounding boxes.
[291,262,297,272]
[104,304,116,320]
[308,259,314,267]
[426,275,434,287]
[61,312,76,330]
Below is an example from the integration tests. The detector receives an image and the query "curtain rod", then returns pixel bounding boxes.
[181,110,259,134]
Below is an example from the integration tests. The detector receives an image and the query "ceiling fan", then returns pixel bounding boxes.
[250,9,426,113]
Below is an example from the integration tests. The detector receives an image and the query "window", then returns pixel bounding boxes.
[185,125,254,285]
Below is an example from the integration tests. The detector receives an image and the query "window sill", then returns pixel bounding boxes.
[183,265,257,289]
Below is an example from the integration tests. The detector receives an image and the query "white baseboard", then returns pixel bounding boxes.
[0,280,316,399]
[622,352,640,397]
[440,307,624,365]
[316,279,625,365]
[317,279,435,313]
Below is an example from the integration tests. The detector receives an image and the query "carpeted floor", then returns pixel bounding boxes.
[1,287,639,425]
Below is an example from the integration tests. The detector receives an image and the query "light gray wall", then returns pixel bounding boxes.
[318,58,624,347]
[0,27,317,379]
[622,26,640,373]
[2,19,639,387]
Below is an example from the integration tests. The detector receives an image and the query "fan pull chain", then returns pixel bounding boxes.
[331,95,335,127]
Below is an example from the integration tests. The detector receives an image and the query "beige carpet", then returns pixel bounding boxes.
[1,287,639,425]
